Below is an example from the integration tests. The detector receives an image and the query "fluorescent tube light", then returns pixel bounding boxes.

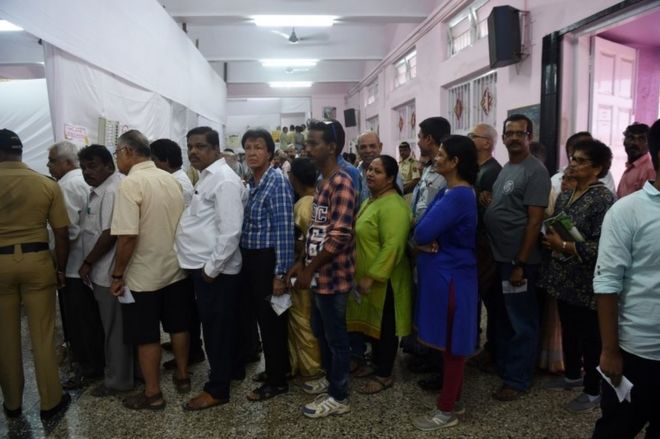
[261,59,318,68]
[269,81,313,88]
[253,15,336,27]
[0,20,23,32]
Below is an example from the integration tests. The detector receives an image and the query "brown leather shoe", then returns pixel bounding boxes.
[183,392,229,411]
[492,385,525,401]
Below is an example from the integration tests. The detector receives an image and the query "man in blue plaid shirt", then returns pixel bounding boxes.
[238,128,295,402]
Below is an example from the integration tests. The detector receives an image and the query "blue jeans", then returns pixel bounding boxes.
[191,270,240,400]
[311,292,350,401]
[495,263,539,391]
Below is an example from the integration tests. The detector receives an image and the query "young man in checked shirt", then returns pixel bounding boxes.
[288,119,356,418]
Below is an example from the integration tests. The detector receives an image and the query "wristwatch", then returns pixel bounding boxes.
[511,258,526,269]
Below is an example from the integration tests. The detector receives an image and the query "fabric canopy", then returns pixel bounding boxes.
[0,0,226,123]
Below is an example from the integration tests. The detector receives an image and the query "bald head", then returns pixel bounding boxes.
[357,131,382,167]
[470,123,498,155]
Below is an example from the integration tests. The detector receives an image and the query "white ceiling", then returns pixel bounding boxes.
[158,0,442,88]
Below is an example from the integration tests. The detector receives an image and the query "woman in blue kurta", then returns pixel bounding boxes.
[412,135,479,432]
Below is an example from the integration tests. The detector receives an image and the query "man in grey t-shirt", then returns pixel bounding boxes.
[483,114,550,401]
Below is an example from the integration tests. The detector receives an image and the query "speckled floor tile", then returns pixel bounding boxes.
[2,312,609,439]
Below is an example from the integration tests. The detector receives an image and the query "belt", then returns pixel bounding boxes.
[0,242,50,255]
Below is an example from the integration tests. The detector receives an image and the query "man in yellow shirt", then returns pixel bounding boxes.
[110,130,192,410]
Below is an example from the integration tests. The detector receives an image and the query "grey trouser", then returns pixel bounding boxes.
[93,283,133,391]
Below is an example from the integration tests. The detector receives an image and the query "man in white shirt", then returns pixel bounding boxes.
[150,138,205,368]
[78,144,133,397]
[150,138,194,207]
[47,140,105,388]
[175,127,247,410]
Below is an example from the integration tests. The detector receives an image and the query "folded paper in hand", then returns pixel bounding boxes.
[596,366,633,402]
[118,286,135,304]
[270,293,292,316]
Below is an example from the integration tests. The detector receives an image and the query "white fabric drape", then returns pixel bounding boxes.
[0,79,53,174]
[44,44,181,150]
[0,0,226,123]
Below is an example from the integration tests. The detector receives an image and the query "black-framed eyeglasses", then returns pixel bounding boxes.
[570,155,592,165]
[503,130,530,139]
[467,133,489,140]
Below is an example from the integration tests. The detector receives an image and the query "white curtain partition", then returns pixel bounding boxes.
[0,79,53,174]
[0,0,226,124]
[44,44,200,157]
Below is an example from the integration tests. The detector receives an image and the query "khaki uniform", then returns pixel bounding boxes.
[0,161,69,411]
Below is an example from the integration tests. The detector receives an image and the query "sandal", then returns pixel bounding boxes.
[246,384,288,402]
[173,374,191,394]
[352,364,375,378]
[183,392,229,411]
[123,391,166,411]
[357,376,393,395]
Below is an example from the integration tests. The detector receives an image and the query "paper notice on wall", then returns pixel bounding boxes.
[64,123,89,146]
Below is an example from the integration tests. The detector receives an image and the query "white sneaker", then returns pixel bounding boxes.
[412,409,459,431]
[302,377,329,395]
[302,393,350,418]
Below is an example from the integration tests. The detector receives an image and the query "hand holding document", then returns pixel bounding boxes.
[118,285,135,304]
[597,366,633,402]
[270,293,292,316]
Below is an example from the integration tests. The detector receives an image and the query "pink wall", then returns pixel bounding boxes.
[634,47,660,125]
[347,0,624,163]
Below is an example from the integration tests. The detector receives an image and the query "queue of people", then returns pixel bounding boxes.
[1,115,659,436]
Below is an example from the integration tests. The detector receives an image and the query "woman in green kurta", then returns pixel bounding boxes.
[347,155,413,394]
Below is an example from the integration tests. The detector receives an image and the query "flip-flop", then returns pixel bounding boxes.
[357,377,393,395]
[183,393,229,411]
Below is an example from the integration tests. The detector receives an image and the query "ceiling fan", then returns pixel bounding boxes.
[271,27,327,44]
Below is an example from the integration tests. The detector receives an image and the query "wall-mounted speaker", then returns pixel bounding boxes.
[344,108,357,127]
[488,6,522,68]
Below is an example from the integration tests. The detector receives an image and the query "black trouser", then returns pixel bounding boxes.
[239,248,290,387]
[557,300,601,395]
[371,284,398,378]
[593,349,660,439]
[59,278,105,375]
[187,285,204,358]
[191,270,239,400]
[476,233,501,357]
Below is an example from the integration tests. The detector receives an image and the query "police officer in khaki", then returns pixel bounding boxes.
[0,129,72,420]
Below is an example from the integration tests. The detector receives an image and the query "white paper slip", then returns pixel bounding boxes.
[270,293,292,316]
[118,286,136,304]
[596,366,633,402]
[502,280,527,294]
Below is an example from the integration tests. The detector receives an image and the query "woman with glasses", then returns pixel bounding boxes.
[540,139,615,413]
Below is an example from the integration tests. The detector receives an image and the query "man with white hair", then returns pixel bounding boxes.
[468,123,502,370]
[356,131,403,205]
[47,140,105,389]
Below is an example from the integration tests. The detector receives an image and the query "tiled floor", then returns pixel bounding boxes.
[2,315,602,439]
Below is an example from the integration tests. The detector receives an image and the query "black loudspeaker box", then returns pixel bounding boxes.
[344,108,357,127]
[488,6,522,68]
